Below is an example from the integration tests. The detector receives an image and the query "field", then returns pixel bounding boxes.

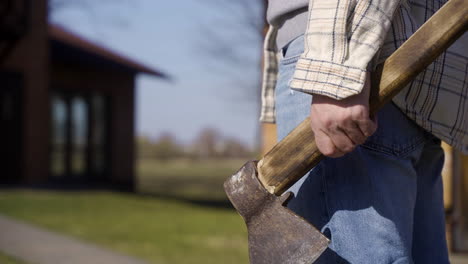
[0,158,249,264]
[0,252,23,264]
[137,158,246,201]
[1,158,467,264]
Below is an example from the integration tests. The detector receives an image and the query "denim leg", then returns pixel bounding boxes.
[275,35,448,263]
[275,34,313,194]
[412,139,449,263]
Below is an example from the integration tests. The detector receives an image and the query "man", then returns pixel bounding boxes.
[261,0,467,263]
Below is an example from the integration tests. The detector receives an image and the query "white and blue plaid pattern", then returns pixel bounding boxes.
[260,0,468,153]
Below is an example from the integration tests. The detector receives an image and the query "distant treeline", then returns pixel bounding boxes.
[137,128,258,160]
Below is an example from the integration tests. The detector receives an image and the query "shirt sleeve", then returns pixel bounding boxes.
[290,0,402,99]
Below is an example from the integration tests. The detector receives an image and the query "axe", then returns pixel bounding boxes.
[224,0,468,263]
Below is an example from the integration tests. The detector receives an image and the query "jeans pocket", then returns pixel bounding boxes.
[280,34,304,65]
[361,103,428,158]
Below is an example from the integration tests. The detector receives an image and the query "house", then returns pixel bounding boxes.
[0,0,166,190]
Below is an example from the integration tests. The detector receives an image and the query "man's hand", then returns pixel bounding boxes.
[310,72,377,158]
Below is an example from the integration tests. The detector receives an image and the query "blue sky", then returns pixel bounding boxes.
[49,0,264,147]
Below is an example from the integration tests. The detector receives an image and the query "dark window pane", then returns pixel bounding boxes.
[91,94,108,176]
[50,95,67,177]
[71,97,88,176]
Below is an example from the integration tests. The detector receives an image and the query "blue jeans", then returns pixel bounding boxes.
[275,35,449,264]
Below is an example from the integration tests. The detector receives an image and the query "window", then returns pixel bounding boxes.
[50,92,109,181]
[50,95,67,177]
[71,97,88,176]
[90,95,109,177]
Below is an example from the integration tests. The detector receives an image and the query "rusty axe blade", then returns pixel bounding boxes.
[224,161,329,264]
[225,0,467,263]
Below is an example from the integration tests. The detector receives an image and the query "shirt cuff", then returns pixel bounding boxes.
[289,57,367,100]
[259,111,276,123]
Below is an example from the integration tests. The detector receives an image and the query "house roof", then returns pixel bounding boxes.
[48,24,167,78]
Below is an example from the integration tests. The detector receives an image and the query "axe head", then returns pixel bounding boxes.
[224,161,329,264]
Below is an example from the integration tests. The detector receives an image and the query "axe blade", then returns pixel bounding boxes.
[224,161,329,264]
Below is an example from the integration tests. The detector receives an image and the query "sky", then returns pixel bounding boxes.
[49,0,264,147]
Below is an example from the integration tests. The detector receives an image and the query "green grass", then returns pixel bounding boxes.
[0,190,248,264]
[0,158,250,264]
[0,252,24,264]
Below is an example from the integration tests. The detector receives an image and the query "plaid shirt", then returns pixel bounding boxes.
[260,0,468,153]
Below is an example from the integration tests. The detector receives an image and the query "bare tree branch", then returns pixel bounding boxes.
[195,0,266,104]
[49,0,133,12]
[48,0,135,29]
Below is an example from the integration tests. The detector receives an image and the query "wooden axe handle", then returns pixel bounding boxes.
[257,0,468,195]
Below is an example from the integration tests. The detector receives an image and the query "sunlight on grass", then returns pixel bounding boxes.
[0,252,24,264]
[0,159,250,263]
[0,190,248,264]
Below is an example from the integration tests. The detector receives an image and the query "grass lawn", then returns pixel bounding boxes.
[0,252,24,264]
[1,158,466,264]
[0,158,250,264]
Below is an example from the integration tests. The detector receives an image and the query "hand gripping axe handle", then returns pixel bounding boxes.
[224,0,468,263]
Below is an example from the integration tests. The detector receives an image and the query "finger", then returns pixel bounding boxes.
[356,117,378,138]
[371,112,378,124]
[327,127,356,154]
[342,119,367,145]
[314,129,345,158]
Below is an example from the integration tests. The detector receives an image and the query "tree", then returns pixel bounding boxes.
[151,132,182,160]
[49,0,131,11]
[136,135,154,159]
[191,128,222,158]
[48,0,134,28]
[219,137,250,158]
[196,0,266,104]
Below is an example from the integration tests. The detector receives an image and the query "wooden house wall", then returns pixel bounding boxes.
[51,64,136,189]
[2,0,49,183]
